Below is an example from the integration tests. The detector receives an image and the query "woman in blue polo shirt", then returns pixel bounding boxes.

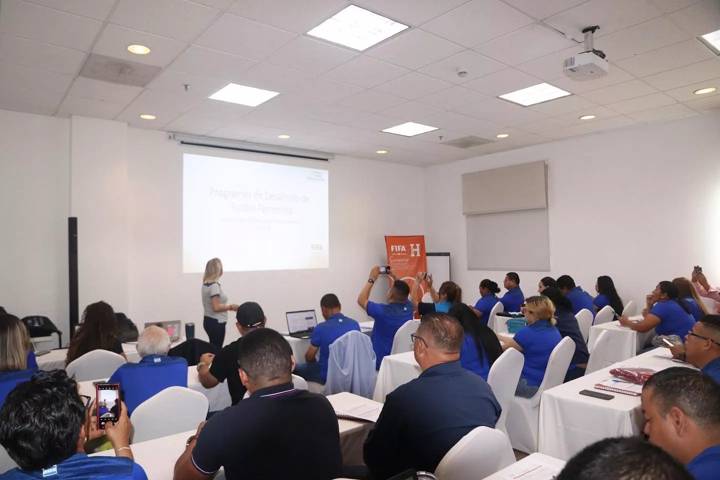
[619,280,696,340]
[449,303,503,380]
[594,275,624,314]
[673,277,707,321]
[473,279,501,326]
[501,296,562,398]
[0,314,38,409]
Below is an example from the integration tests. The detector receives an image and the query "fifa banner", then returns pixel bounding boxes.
[385,235,427,303]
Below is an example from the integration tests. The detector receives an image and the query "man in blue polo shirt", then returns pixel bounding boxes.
[108,325,187,414]
[669,315,720,384]
[294,293,360,384]
[500,272,525,312]
[358,266,414,369]
[557,275,596,316]
[642,368,720,480]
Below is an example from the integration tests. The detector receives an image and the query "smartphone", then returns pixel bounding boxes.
[694,265,703,274]
[379,265,391,274]
[579,389,614,401]
[96,383,121,429]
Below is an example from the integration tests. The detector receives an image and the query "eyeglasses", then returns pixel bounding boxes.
[687,331,720,346]
[410,333,428,347]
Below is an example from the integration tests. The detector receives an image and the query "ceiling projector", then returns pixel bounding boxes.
[564,25,609,81]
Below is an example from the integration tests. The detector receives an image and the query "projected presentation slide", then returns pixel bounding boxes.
[183,153,329,273]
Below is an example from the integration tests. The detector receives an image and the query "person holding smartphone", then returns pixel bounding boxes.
[691,266,720,313]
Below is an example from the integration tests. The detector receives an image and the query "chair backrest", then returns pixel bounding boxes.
[434,426,515,480]
[66,349,127,382]
[532,337,576,402]
[292,374,308,391]
[585,331,625,374]
[575,309,594,343]
[594,305,615,326]
[487,348,524,433]
[622,300,636,316]
[131,386,208,442]
[488,302,505,333]
[325,330,377,398]
[390,320,421,355]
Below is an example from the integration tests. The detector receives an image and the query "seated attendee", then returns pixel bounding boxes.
[543,287,589,380]
[558,437,692,480]
[593,275,624,314]
[0,370,146,479]
[0,314,37,409]
[674,277,707,321]
[537,276,556,293]
[449,303,502,379]
[501,296,562,398]
[499,272,524,312]
[642,367,720,480]
[107,326,187,415]
[197,302,265,405]
[364,313,500,479]
[691,268,720,312]
[619,281,696,341]
[66,301,125,365]
[414,274,461,314]
[669,315,720,384]
[557,275,595,316]
[472,279,501,326]
[294,293,360,384]
[357,266,414,369]
[174,329,341,480]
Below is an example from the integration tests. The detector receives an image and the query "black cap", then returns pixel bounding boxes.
[236,302,265,328]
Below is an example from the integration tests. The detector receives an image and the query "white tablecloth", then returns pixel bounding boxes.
[538,347,690,460]
[587,321,654,359]
[372,351,421,402]
[482,453,565,480]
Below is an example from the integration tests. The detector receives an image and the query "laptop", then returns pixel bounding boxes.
[285,310,318,339]
[144,320,182,342]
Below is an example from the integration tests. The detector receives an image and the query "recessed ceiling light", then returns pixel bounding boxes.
[376,149,388,154]
[694,87,717,95]
[579,114,596,120]
[382,121,438,137]
[127,44,150,55]
[499,82,572,107]
[699,29,720,55]
[496,133,509,139]
[139,114,156,120]
[278,134,291,139]
[209,83,279,107]
[307,5,408,51]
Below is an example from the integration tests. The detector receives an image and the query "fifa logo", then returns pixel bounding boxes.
[410,243,421,257]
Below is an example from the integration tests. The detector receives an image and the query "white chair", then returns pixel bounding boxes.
[622,300,637,316]
[131,386,208,443]
[585,331,626,374]
[66,349,127,382]
[487,348,524,434]
[575,309,594,343]
[247,374,310,398]
[488,302,505,333]
[434,427,515,480]
[292,374,308,391]
[505,337,576,453]
[594,305,615,326]
[390,320,421,355]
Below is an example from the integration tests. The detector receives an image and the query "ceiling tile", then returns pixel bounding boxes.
[265,36,358,74]
[419,85,490,112]
[167,46,256,80]
[0,61,74,95]
[28,0,117,20]
[146,70,229,101]
[460,97,549,124]
[288,78,364,103]
[551,105,618,125]
[418,50,506,84]
[650,0,702,14]
[463,68,543,96]
[110,0,219,43]
[229,0,349,33]
[352,0,468,26]
[374,72,451,100]
[366,29,464,70]
[629,102,698,122]
[323,56,410,88]
[664,77,720,101]
[684,93,720,111]
[229,61,316,93]
[606,92,676,114]
[596,17,691,61]
[579,79,658,104]
[343,112,401,131]
[57,95,129,119]
[475,23,577,66]
[552,115,637,138]
[529,94,598,116]
[545,0,664,38]
[0,0,103,51]
[422,0,534,48]
[192,0,235,8]
[419,110,504,136]
[379,101,444,121]
[0,33,86,75]
[502,0,589,20]
[66,77,143,104]
[338,90,408,113]
[0,82,65,116]
[164,110,231,135]
[116,89,200,126]
[516,45,587,81]
[668,0,720,36]
[184,99,254,122]
[93,24,186,68]
[194,13,296,60]
[615,39,714,77]
[642,59,720,90]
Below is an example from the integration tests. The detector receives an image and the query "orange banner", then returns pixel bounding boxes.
[385,235,427,299]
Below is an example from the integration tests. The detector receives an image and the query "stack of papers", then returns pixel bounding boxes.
[328,393,383,423]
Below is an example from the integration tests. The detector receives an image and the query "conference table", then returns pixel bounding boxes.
[538,347,691,460]
[587,320,654,360]
[482,453,565,480]
[282,320,374,366]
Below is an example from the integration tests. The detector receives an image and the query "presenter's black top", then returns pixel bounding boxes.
[208,338,246,404]
[364,360,501,479]
[191,383,342,480]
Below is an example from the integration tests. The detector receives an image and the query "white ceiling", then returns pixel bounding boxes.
[0,0,719,165]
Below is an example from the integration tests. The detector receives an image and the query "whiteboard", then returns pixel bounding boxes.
[424,252,451,302]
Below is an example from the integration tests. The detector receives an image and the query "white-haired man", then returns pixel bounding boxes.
[108,325,188,414]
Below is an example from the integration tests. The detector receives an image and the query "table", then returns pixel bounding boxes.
[283,320,374,366]
[482,453,565,480]
[587,320,654,359]
[373,351,421,402]
[538,347,691,460]
[327,392,382,465]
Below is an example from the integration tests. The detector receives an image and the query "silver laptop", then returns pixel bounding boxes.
[145,320,182,342]
[285,310,318,339]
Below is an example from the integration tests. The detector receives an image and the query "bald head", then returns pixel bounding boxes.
[137,325,171,357]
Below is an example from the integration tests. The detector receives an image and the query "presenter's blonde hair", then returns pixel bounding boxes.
[524,295,557,326]
[203,258,223,283]
[0,314,31,371]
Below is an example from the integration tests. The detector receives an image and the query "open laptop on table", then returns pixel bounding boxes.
[286,310,318,339]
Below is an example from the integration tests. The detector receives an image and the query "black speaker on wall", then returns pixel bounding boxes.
[68,217,79,338]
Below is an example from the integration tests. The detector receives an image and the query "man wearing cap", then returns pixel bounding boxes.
[197,301,266,405]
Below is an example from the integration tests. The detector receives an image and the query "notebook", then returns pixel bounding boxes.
[594,377,644,396]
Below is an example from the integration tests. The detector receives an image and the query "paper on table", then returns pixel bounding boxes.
[333,399,383,423]
[499,463,560,480]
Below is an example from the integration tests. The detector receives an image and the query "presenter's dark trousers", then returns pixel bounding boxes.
[203,316,226,349]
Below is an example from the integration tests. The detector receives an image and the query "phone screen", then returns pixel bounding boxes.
[96,383,120,429]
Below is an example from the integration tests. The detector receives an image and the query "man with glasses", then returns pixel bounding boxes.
[363,313,501,480]
[669,315,720,384]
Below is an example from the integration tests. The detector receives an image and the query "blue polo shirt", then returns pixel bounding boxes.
[108,355,188,415]
[650,300,696,339]
[434,301,452,313]
[687,444,720,480]
[566,286,595,317]
[311,313,361,383]
[593,294,610,311]
[474,294,500,326]
[514,319,562,387]
[0,369,35,410]
[367,301,414,369]
[0,453,147,479]
[684,297,704,321]
[500,287,524,313]
[26,352,38,370]
[702,357,720,384]
[460,335,489,379]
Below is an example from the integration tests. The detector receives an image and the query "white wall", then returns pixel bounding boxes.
[424,112,720,312]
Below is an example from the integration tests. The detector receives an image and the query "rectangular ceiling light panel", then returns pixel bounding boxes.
[382,121,438,136]
[307,5,408,51]
[499,82,571,106]
[209,83,279,107]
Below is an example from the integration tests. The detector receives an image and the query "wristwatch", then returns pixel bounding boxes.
[368,278,375,284]
[186,435,196,447]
